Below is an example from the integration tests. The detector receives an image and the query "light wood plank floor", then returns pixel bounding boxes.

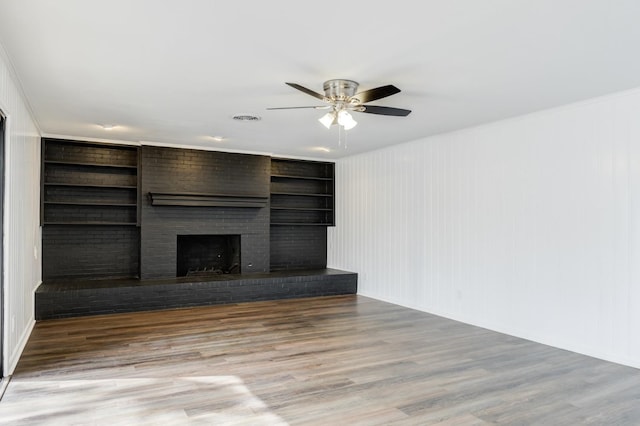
[1,295,639,425]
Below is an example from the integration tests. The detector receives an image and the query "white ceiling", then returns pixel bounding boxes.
[1,0,640,159]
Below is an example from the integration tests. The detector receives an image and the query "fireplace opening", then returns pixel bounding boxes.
[176,234,240,277]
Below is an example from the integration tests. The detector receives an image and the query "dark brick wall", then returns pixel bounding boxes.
[142,146,268,195]
[43,204,136,224]
[42,140,334,283]
[44,163,137,186]
[140,146,271,279]
[42,225,140,280]
[270,226,327,271]
[44,185,137,204]
[270,158,333,178]
[43,138,137,166]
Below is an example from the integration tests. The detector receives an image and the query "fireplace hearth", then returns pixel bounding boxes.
[176,234,240,277]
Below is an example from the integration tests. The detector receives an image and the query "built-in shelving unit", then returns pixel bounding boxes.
[41,139,139,226]
[41,138,141,281]
[270,158,334,226]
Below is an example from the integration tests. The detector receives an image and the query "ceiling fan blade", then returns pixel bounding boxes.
[285,82,327,101]
[266,106,330,110]
[354,85,401,103]
[359,105,412,117]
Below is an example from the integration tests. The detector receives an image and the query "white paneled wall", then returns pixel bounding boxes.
[0,44,41,375]
[328,88,640,368]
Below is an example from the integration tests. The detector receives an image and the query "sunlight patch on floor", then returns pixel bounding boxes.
[0,376,288,425]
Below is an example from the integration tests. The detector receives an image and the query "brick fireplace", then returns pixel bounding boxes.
[37,139,358,319]
[139,146,270,279]
[176,234,241,276]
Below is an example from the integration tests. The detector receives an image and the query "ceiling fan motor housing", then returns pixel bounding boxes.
[323,79,359,101]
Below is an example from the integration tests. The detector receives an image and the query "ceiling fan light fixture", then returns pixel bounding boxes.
[272,79,410,136]
[318,111,336,129]
[337,110,357,130]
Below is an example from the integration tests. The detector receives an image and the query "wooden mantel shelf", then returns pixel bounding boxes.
[148,192,268,208]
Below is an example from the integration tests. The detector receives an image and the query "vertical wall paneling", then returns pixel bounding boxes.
[0,44,41,375]
[328,87,640,368]
[0,108,4,378]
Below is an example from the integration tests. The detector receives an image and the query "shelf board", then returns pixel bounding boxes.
[270,207,332,211]
[271,174,332,181]
[44,201,137,207]
[270,191,333,197]
[43,221,138,226]
[44,182,137,189]
[45,160,137,169]
[270,222,334,226]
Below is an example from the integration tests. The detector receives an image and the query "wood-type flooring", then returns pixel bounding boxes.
[1,295,639,425]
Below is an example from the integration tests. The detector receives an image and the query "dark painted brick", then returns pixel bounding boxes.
[42,140,335,290]
[43,139,138,166]
[35,270,358,319]
[140,146,271,279]
[42,225,140,280]
[270,226,327,271]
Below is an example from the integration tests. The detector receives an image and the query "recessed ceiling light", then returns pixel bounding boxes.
[312,147,331,153]
[101,124,115,130]
[232,113,261,122]
[211,136,224,142]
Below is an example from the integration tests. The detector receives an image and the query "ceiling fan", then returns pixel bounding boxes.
[267,79,411,130]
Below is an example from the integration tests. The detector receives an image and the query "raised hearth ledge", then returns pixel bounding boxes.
[148,192,268,208]
[35,268,358,319]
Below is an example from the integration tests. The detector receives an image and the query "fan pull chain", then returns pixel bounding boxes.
[337,125,348,149]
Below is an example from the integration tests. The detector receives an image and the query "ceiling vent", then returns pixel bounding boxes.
[232,113,261,122]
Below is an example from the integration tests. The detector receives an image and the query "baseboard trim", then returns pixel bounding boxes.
[6,317,34,375]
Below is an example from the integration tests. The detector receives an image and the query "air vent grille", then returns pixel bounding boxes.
[232,114,261,122]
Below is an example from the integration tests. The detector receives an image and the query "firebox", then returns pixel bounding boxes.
[176,234,240,277]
